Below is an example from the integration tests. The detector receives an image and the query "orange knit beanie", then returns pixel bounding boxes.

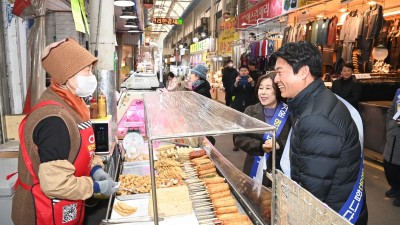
[41,38,98,84]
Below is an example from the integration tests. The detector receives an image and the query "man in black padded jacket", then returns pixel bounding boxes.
[272,41,368,225]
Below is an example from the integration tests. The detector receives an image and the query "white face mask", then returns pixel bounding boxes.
[75,75,97,97]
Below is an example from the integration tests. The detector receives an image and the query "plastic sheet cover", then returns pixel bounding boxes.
[143,91,275,140]
[17,0,48,112]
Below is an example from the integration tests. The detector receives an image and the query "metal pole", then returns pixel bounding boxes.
[0,1,10,143]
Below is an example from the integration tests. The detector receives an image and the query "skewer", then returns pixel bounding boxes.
[193,202,213,207]
[195,211,215,216]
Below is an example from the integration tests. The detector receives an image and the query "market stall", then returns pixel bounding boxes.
[100,91,351,225]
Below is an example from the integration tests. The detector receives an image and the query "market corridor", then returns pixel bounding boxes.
[214,134,399,225]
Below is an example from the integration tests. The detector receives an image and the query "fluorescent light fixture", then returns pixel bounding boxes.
[128,30,142,33]
[114,0,135,7]
[384,10,400,17]
[125,19,138,28]
[339,8,347,13]
[316,14,324,18]
[201,32,206,37]
[367,1,377,5]
[120,11,137,19]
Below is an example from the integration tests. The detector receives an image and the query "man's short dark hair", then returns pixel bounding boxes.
[239,65,249,70]
[248,61,256,66]
[342,63,354,71]
[271,41,322,78]
[168,72,175,78]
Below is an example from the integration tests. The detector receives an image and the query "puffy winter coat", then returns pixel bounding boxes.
[383,96,400,166]
[287,79,367,224]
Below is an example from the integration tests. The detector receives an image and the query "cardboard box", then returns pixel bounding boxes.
[5,115,25,141]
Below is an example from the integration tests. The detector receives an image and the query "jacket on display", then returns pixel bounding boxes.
[317,18,330,46]
[234,103,291,181]
[339,10,362,43]
[327,16,338,47]
[287,79,367,224]
[361,4,383,40]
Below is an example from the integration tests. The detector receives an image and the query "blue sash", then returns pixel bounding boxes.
[336,95,365,224]
[249,102,289,179]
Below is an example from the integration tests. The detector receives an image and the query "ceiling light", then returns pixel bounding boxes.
[179,44,183,49]
[128,30,142,33]
[114,0,135,7]
[316,14,324,18]
[367,1,377,5]
[242,22,248,26]
[125,19,138,28]
[384,10,400,17]
[120,11,137,19]
[193,37,199,43]
[201,32,206,37]
[339,8,347,13]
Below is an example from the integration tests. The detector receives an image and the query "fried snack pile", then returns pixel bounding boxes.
[125,152,149,162]
[155,158,186,180]
[157,144,179,159]
[113,202,137,217]
[118,174,183,195]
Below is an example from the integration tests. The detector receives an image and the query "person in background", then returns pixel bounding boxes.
[12,38,118,225]
[248,61,261,85]
[189,64,215,145]
[231,65,255,151]
[222,60,239,106]
[167,71,180,91]
[383,89,400,207]
[272,41,367,225]
[331,63,362,110]
[234,72,291,187]
[190,64,211,98]
[231,65,256,113]
[248,61,262,103]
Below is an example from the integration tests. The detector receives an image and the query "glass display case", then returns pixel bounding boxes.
[104,91,276,224]
[143,91,276,225]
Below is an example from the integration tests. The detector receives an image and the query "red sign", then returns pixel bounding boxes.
[237,0,282,29]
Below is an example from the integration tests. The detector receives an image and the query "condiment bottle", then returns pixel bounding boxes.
[98,95,107,119]
[89,98,98,119]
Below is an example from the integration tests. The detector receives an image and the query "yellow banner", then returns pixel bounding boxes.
[71,0,90,34]
[79,0,90,35]
[218,17,238,55]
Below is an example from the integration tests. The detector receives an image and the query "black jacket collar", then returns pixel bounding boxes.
[287,78,325,117]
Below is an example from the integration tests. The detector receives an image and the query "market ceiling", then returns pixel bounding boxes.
[46,0,194,43]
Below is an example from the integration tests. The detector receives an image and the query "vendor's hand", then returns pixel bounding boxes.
[91,166,112,181]
[248,77,254,86]
[262,140,280,153]
[94,180,118,197]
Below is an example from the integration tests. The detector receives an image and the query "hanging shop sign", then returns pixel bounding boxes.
[283,0,326,13]
[218,17,238,56]
[190,38,210,54]
[238,0,282,29]
[71,0,90,34]
[163,48,174,55]
[151,17,183,25]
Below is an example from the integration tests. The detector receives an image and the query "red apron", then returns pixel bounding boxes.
[16,100,95,225]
